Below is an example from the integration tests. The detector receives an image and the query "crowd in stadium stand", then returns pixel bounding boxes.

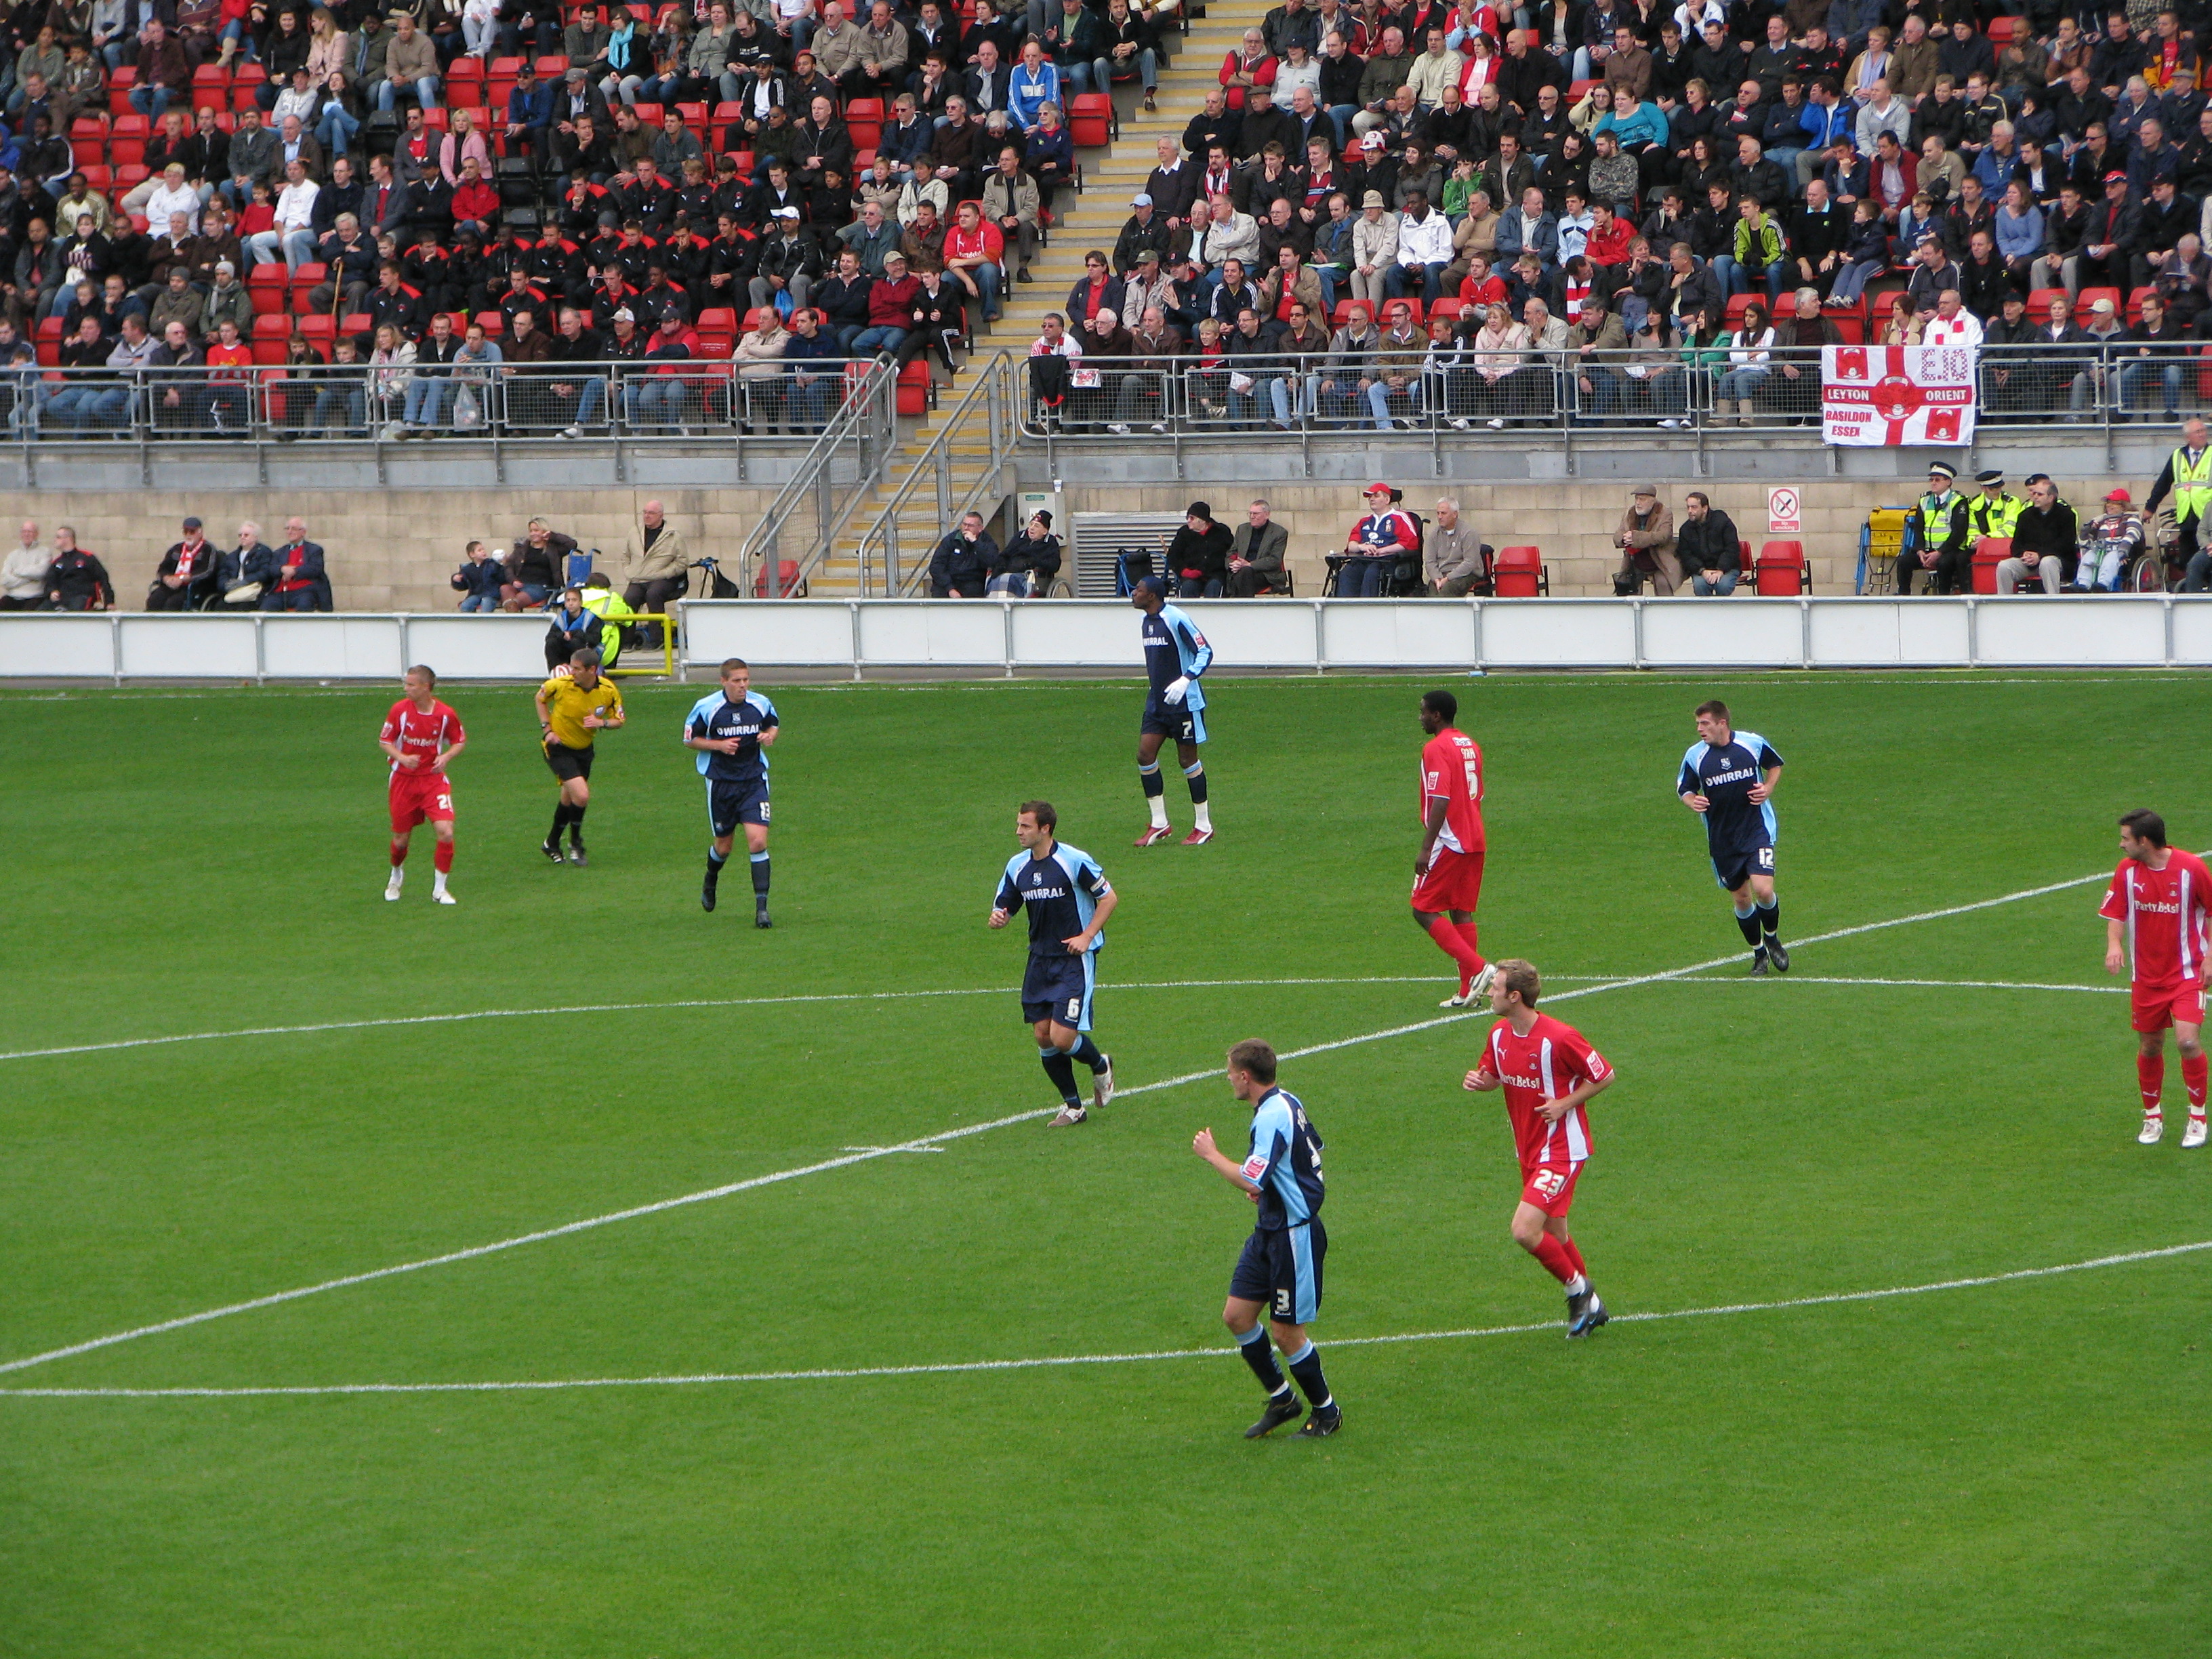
[5,0,2212,436]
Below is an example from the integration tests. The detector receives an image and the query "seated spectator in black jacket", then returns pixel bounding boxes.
[216,520,276,610]
[993,509,1061,596]
[40,525,112,610]
[146,515,220,610]
[1165,500,1235,598]
[1999,474,2080,594]
[1677,491,1743,596]
[928,510,999,596]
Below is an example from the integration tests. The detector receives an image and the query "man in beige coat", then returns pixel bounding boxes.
[619,500,691,634]
[1614,483,1681,594]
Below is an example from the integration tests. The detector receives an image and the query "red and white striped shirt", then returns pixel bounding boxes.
[1484,1012,1610,1172]
[2099,850,2212,988]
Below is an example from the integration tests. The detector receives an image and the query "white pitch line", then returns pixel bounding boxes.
[7,1238,2201,1401]
[1681,975,2128,994]
[0,977,1633,1067]
[0,863,2137,1381]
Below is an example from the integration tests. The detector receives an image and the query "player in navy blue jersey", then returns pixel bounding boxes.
[989,800,1118,1126]
[1193,1039,1340,1439]
[1130,575,1217,846]
[1677,699,1788,974]
[684,657,779,925]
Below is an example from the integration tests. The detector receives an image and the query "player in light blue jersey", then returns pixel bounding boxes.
[1130,575,1217,846]
[1677,697,1787,973]
[683,657,779,924]
[1193,1039,1340,1439]
[990,800,1118,1126]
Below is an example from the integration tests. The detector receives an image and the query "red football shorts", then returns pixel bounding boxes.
[388,771,455,832]
[1519,1161,1582,1218]
[2131,979,2205,1033]
[1411,846,1485,914]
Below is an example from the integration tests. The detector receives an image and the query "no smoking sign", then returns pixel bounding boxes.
[1767,487,1801,534]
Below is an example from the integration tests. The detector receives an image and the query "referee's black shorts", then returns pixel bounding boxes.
[544,739,595,782]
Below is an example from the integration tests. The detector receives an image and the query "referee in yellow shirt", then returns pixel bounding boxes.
[535,647,626,865]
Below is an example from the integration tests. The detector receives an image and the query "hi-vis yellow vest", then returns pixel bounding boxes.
[2172,445,2212,522]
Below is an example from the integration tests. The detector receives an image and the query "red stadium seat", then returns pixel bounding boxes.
[447,56,485,84]
[1971,536,2011,594]
[534,55,569,77]
[1756,540,1811,595]
[1429,297,1465,322]
[2077,285,2123,316]
[1067,91,1111,147]
[111,113,147,138]
[845,96,884,149]
[1492,546,1548,597]
[2127,284,2154,323]
[632,102,662,123]
[110,137,146,167]
[1986,15,2017,43]
[252,312,291,338]
[473,310,506,335]
[697,306,737,333]
[1376,296,1423,325]
[251,338,289,364]
[234,61,266,86]
[192,63,230,88]
[298,314,335,341]
[338,312,371,335]
[895,357,932,415]
[35,315,62,342]
[77,164,110,190]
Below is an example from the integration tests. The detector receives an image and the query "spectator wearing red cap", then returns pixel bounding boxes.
[1338,483,1418,598]
[2075,485,2148,592]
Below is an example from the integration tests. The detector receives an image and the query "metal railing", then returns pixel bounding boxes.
[733,356,901,599]
[0,357,895,478]
[854,352,1021,596]
[1011,340,2208,470]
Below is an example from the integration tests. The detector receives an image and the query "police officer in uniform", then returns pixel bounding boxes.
[2146,416,2212,590]
[1967,467,2024,544]
[1900,459,1973,594]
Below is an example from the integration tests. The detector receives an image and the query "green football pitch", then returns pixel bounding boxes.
[3,670,2207,1658]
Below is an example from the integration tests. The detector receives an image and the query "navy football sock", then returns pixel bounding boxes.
[750,851,771,898]
[1066,1034,1105,1071]
[705,847,726,882]
[1237,1325,1292,1397]
[1040,1048,1081,1105]
[1284,1338,1332,1409]
[1139,762,1165,798]
[1758,897,1780,939]
[1735,905,1763,948]
[1183,762,1208,803]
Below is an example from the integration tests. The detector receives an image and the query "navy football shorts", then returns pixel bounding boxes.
[1230,1218,1326,1325]
[705,777,771,835]
[1140,694,1207,745]
[1021,949,1096,1031]
[1711,840,1777,890]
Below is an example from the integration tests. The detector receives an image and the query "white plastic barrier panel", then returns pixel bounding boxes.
[855,600,1007,665]
[1972,596,2167,666]
[1009,600,1145,666]
[1805,600,1973,666]
[401,614,558,680]
[1173,598,1321,668]
[682,600,856,668]
[118,613,260,679]
[1481,600,1641,668]
[260,615,406,679]
[1640,598,1806,667]
[2171,602,2212,664]
[0,613,117,677]
[1314,600,1478,668]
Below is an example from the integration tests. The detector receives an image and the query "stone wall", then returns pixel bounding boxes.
[1059,477,2147,596]
[19,487,782,613]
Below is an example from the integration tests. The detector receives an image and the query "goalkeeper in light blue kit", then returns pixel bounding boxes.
[1130,575,1216,846]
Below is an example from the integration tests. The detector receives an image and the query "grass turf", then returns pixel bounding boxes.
[1,670,2207,1657]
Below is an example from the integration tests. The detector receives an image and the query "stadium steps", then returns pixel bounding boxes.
[800,3,1261,594]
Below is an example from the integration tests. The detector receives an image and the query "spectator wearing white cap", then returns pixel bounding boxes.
[1115,192,1171,274]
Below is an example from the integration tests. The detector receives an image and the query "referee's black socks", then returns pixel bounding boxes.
[1734,903,1763,949]
[1237,1325,1292,1397]
[1284,1338,1332,1409]
[1040,1048,1081,1106]
[1758,897,1781,941]
[548,803,574,844]
[1066,1033,1107,1072]
[567,804,586,845]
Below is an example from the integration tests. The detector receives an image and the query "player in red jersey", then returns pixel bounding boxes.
[378,665,467,905]
[1414,689,1494,1008]
[2099,808,2211,1147]
[1464,958,1615,1336]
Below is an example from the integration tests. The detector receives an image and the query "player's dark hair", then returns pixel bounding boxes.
[1019,799,1057,830]
[720,657,750,676]
[1497,958,1540,1006]
[570,647,602,668]
[1228,1039,1277,1083]
[405,664,436,685]
[1422,689,1457,723]
[1695,698,1729,722]
[2121,808,2168,846]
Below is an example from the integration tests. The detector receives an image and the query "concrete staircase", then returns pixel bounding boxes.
[806,2,1262,593]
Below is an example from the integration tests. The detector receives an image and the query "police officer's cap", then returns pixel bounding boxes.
[1927,461,1957,481]
[1974,468,2003,487]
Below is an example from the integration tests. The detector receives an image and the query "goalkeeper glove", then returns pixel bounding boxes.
[1163,676,1190,705]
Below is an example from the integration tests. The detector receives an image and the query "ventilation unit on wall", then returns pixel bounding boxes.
[1069,513,1187,597]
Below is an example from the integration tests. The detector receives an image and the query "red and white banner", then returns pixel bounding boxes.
[1820,344,1977,447]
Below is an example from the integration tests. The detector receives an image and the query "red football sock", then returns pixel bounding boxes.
[2185,1052,2207,1113]
[2139,1052,2165,1112]
[1529,1233,1577,1284]
[1562,1237,1586,1277]
[1454,920,1486,972]
[1425,916,1486,995]
[389,838,408,867]
[433,840,454,874]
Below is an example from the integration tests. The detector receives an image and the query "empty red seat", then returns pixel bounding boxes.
[1493,546,1547,598]
[251,312,291,338]
[1068,91,1111,147]
[1971,536,2011,594]
[1755,540,1808,596]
